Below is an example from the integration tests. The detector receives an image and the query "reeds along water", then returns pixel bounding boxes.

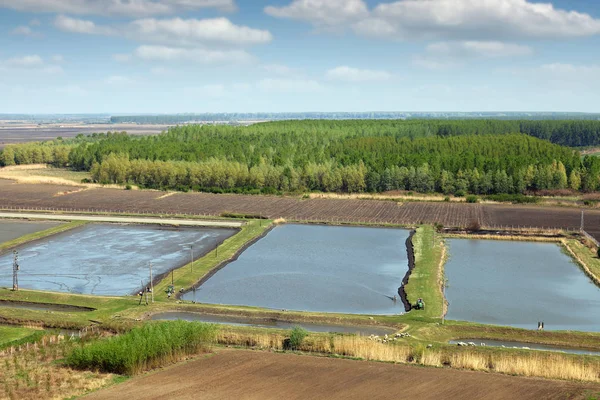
[217,331,600,382]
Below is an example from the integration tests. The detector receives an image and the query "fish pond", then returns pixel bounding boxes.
[182,224,409,315]
[444,239,600,332]
[0,219,62,244]
[0,224,236,295]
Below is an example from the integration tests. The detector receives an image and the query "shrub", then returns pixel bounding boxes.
[454,190,466,197]
[287,326,308,350]
[125,184,132,190]
[444,196,450,202]
[67,321,217,375]
[467,220,481,232]
[465,195,478,203]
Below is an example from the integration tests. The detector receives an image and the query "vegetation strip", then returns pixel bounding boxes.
[561,239,600,287]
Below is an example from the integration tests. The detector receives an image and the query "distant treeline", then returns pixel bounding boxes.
[110,113,600,124]
[4,119,600,194]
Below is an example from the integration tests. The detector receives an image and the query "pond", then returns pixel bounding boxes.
[151,312,396,336]
[0,224,237,295]
[0,220,62,244]
[445,239,600,332]
[182,224,409,315]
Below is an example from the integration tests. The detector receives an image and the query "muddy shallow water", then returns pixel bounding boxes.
[448,339,600,357]
[0,300,93,312]
[182,224,409,315]
[445,239,600,332]
[151,312,396,336]
[0,220,62,245]
[0,224,236,296]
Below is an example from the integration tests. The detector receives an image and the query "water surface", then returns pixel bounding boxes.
[448,339,600,357]
[183,224,409,315]
[0,220,62,244]
[445,239,600,332]
[0,224,236,295]
[152,312,396,336]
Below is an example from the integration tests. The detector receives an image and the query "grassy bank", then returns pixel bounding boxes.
[562,239,600,287]
[0,220,88,253]
[0,325,37,346]
[153,220,272,298]
[403,226,446,320]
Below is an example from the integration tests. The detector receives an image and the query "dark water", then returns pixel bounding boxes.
[445,239,600,332]
[448,339,600,357]
[0,224,236,296]
[0,300,93,312]
[151,312,396,336]
[0,220,61,244]
[182,224,409,315]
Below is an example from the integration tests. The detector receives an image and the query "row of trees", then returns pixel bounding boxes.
[91,154,593,194]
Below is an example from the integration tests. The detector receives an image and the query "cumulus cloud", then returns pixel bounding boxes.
[133,45,254,64]
[326,66,392,82]
[414,40,532,70]
[261,64,301,77]
[54,15,115,35]
[359,0,600,40]
[265,0,368,28]
[257,78,323,93]
[0,0,236,17]
[129,17,273,46]
[0,55,63,74]
[105,75,135,85]
[12,26,34,36]
[267,0,600,40]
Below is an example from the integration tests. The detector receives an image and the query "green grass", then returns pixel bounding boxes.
[67,321,218,375]
[403,226,445,320]
[0,220,88,253]
[562,239,600,286]
[0,325,37,346]
[153,220,272,298]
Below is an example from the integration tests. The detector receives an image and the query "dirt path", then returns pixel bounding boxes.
[0,212,243,228]
[86,350,599,400]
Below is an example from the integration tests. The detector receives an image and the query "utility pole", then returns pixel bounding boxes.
[581,210,585,232]
[189,244,194,273]
[12,251,19,291]
[149,262,154,303]
[215,238,218,258]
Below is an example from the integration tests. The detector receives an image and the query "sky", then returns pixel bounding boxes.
[0,0,600,114]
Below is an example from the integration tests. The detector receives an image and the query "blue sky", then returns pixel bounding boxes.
[0,0,599,113]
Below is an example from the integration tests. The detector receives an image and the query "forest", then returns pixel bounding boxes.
[2,119,600,195]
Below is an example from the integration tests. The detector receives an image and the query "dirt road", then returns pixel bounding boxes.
[86,350,599,400]
[0,212,243,228]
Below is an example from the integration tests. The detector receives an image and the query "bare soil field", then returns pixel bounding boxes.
[0,123,171,147]
[86,350,600,400]
[2,179,600,239]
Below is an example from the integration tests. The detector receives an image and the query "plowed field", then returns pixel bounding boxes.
[85,350,599,400]
[2,179,600,240]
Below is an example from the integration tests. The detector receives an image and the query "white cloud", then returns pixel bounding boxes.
[412,56,458,71]
[105,75,135,85]
[112,54,133,63]
[29,18,41,26]
[54,15,115,35]
[261,64,300,76]
[426,41,533,58]
[12,26,34,36]
[185,84,228,98]
[5,55,44,67]
[150,66,170,75]
[257,78,323,93]
[0,0,236,17]
[133,45,254,64]
[51,55,64,63]
[0,55,63,74]
[265,0,368,28]
[355,0,600,40]
[129,17,273,46]
[326,66,392,82]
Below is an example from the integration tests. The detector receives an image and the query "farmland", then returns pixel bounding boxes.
[1,179,600,238]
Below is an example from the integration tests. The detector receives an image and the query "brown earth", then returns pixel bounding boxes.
[85,350,600,400]
[2,179,600,239]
